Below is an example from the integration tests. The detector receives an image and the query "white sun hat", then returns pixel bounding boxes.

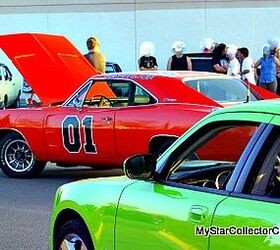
[172,41,185,52]
[200,37,215,50]
[140,41,155,56]
[226,44,238,56]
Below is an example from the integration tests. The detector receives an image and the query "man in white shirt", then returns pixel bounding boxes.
[226,45,240,77]
[236,47,256,84]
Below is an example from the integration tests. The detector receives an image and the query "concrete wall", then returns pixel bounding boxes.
[0,1,279,71]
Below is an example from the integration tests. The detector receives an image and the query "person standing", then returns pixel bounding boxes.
[167,41,192,70]
[138,41,158,71]
[236,47,256,85]
[275,47,280,94]
[200,37,215,53]
[255,45,280,93]
[226,45,240,77]
[84,36,106,74]
[211,43,228,74]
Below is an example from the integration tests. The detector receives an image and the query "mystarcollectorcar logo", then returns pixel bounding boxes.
[195,226,280,237]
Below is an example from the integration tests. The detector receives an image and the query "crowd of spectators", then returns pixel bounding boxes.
[84,35,280,94]
[138,38,280,94]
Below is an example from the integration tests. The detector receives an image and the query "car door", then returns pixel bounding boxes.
[113,79,210,164]
[115,181,227,250]
[44,80,116,166]
[115,116,266,250]
[210,121,280,250]
[105,79,161,163]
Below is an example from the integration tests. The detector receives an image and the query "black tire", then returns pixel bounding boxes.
[0,133,46,178]
[54,218,94,250]
[2,95,8,109]
[10,91,21,108]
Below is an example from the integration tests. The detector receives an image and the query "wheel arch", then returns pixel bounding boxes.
[0,130,46,178]
[0,128,44,160]
[0,129,24,140]
[52,208,94,249]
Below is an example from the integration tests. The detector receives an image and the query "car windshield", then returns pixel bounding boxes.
[184,78,258,104]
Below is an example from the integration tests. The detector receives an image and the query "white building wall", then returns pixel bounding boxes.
[0,1,279,71]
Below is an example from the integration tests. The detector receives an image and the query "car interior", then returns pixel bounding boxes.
[83,80,156,107]
[167,123,259,190]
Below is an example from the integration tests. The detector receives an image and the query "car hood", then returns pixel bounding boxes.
[0,33,97,105]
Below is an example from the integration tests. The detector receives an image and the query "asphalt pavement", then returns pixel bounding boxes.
[0,163,123,250]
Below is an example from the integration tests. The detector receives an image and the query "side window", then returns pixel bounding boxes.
[131,84,156,106]
[83,80,131,107]
[3,66,12,81]
[167,123,259,191]
[109,80,130,98]
[249,128,280,199]
[266,157,280,198]
[66,79,156,108]
[105,64,114,73]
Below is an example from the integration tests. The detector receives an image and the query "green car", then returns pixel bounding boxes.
[50,100,280,250]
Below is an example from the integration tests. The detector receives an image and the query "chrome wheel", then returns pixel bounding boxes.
[59,234,88,250]
[0,133,46,178]
[4,139,34,173]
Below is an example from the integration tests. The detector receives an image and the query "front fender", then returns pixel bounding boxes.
[0,109,47,160]
[50,176,137,250]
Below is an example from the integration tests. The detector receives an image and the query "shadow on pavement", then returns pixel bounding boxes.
[41,164,124,181]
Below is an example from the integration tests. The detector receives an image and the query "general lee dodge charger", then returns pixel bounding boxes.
[0,33,277,178]
[51,100,280,250]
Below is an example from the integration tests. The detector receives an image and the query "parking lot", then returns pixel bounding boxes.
[0,163,123,249]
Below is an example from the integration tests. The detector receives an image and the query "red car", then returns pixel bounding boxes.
[0,33,277,178]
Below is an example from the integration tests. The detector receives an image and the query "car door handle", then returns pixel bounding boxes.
[101,116,112,121]
[101,117,113,124]
[189,205,208,224]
